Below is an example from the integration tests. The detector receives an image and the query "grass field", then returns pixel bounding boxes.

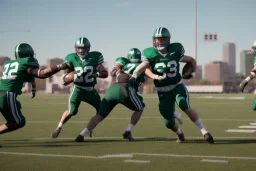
[1,93,256,171]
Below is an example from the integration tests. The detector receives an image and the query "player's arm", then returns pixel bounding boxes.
[180,55,197,73]
[27,62,70,79]
[131,61,150,79]
[145,67,165,80]
[96,64,108,78]
[239,65,256,92]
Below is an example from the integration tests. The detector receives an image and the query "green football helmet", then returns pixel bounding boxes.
[152,27,171,51]
[14,43,35,59]
[127,48,141,63]
[75,37,91,59]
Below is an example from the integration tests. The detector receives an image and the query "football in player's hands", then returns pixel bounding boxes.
[182,63,194,79]
[113,64,123,70]
[62,71,75,85]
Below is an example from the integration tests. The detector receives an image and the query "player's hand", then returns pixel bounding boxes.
[31,88,36,99]
[126,77,136,88]
[182,72,195,80]
[239,80,248,92]
[117,72,130,83]
[154,74,166,80]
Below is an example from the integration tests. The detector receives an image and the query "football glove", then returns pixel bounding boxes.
[31,88,36,99]
[126,77,136,88]
[239,80,248,92]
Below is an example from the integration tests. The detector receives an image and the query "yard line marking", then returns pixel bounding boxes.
[1,152,256,161]
[225,129,256,133]
[33,136,256,140]
[238,126,256,129]
[133,153,256,160]
[250,123,256,125]
[0,151,256,160]
[124,159,150,163]
[200,159,228,163]
[0,152,133,159]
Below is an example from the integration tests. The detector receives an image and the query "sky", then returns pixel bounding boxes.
[0,0,256,72]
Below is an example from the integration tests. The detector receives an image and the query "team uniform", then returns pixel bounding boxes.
[250,50,256,110]
[142,43,189,129]
[0,57,39,127]
[64,52,103,115]
[98,57,145,118]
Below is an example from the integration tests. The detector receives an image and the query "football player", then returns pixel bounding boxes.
[75,48,183,142]
[0,43,69,136]
[239,41,256,110]
[51,37,108,139]
[74,48,146,141]
[127,27,214,143]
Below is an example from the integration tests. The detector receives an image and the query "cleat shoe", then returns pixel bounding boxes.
[51,127,62,139]
[204,132,214,144]
[176,132,185,143]
[75,134,85,142]
[122,131,134,141]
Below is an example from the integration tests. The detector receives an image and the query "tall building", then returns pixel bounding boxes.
[223,42,236,72]
[204,61,234,82]
[240,50,254,76]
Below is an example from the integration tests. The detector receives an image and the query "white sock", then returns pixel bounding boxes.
[194,119,208,135]
[80,128,90,136]
[200,128,208,135]
[175,128,182,135]
[58,122,63,128]
[174,111,181,119]
[126,124,134,132]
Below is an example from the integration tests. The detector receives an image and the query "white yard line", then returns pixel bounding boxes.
[1,151,256,161]
[238,126,256,129]
[124,159,150,163]
[225,129,256,133]
[0,152,132,159]
[200,159,228,163]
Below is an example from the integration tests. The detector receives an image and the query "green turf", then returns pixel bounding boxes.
[1,93,256,171]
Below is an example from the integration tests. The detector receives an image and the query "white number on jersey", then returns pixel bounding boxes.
[155,61,178,78]
[124,63,136,74]
[1,62,19,79]
[74,66,94,83]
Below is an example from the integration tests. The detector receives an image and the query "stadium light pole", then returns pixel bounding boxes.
[194,0,197,61]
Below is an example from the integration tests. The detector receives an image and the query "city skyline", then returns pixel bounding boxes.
[0,0,256,72]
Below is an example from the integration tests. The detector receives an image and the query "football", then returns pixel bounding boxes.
[182,63,193,79]
[113,64,123,70]
[62,71,75,85]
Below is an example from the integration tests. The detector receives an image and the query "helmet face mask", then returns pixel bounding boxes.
[75,37,91,59]
[75,47,90,59]
[127,48,141,63]
[152,27,171,51]
[14,43,35,59]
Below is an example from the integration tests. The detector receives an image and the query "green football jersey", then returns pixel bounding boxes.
[114,57,145,90]
[0,57,39,94]
[142,43,185,87]
[65,51,104,88]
